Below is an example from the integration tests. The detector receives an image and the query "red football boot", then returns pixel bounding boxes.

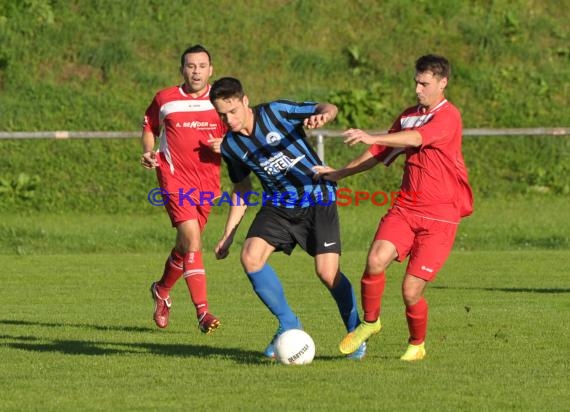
[150,282,172,329]
[198,312,220,334]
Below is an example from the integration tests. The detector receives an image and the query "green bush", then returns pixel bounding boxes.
[0,173,41,202]
[1,135,568,214]
[0,0,568,130]
[0,0,568,213]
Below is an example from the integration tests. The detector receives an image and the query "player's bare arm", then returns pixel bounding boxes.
[313,150,379,181]
[343,128,422,148]
[304,103,338,129]
[215,176,252,259]
[140,130,159,169]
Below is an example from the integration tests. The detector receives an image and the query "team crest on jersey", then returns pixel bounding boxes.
[266,132,282,146]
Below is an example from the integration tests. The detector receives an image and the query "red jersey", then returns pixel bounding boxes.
[369,99,473,221]
[143,84,226,197]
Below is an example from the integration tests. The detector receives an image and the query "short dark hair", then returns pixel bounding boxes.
[180,44,211,67]
[210,77,245,103]
[415,54,450,79]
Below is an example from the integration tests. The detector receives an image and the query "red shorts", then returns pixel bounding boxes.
[374,206,458,281]
[156,167,213,230]
[164,191,211,229]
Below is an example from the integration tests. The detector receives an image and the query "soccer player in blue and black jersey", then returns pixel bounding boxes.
[209,77,366,360]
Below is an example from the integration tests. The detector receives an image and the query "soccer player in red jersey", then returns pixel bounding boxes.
[140,44,226,334]
[314,54,473,360]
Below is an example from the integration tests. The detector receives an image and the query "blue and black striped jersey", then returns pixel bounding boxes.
[221,100,336,208]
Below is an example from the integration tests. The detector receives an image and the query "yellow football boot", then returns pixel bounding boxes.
[400,342,426,361]
[339,319,382,355]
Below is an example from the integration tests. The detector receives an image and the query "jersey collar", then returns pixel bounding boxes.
[419,98,447,114]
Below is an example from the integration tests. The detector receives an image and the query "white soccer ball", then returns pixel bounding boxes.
[274,329,315,365]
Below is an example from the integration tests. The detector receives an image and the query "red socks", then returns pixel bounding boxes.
[155,249,209,319]
[361,271,386,322]
[362,271,429,345]
[156,248,184,298]
[405,297,428,345]
[183,251,209,318]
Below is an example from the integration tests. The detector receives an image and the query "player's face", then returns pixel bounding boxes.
[213,96,251,133]
[415,71,447,110]
[180,52,213,95]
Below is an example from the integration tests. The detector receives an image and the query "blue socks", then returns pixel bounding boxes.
[246,264,299,329]
[329,272,360,332]
[247,265,359,333]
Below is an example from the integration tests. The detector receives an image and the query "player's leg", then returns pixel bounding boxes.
[338,240,397,354]
[361,239,398,322]
[154,248,185,296]
[175,218,220,334]
[400,216,458,360]
[302,204,364,358]
[149,190,187,329]
[400,273,428,361]
[308,204,360,333]
[241,236,301,357]
[314,253,367,359]
[315,253,360,331]
[339,208,414,355]
[241,236,300,328]
[150,246,183,328]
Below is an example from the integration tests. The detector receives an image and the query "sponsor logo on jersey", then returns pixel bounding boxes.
[175,121,217,130]
[260,153,304,176]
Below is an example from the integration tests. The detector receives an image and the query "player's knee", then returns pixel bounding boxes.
[175,243,200,256]
[366,253,389,274]
[174,242,190,255]
[402,294,419,306]
[402,288,422,306]
[315,270,337,289]
[240,249,264,272]
[175,237,201,254]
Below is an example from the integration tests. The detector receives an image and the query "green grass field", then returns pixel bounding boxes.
[1,251,569,411]
[2,1,569,409]
[1,197,569,411]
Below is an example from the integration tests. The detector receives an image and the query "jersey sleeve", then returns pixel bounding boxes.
[277,100,317,124]
[368,145,405,166]
[142,95,161,136]
[417,107,461,148]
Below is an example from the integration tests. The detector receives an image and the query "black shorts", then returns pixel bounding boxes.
[246,204,341,256]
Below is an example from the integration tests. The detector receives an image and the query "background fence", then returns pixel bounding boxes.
[2,128,568,161]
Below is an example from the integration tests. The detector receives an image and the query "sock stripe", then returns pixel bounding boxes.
[183,251,209,316]
[168,259,183,270]
[184,269,206,278]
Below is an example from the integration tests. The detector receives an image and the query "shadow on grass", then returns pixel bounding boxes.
[0,319,266,365]
[0,319,158,333]
[432,286,570,294]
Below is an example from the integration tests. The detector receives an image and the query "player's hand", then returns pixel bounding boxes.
[312,165,342,182]
[304,112,331,129]
[343,128,377,146]
[141,151,158,169]
[208,135,223,154]
[214,236,233,260]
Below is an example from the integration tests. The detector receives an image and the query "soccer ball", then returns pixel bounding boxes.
[274,329,315,365]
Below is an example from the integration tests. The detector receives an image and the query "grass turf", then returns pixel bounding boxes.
[1,249,569,411]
